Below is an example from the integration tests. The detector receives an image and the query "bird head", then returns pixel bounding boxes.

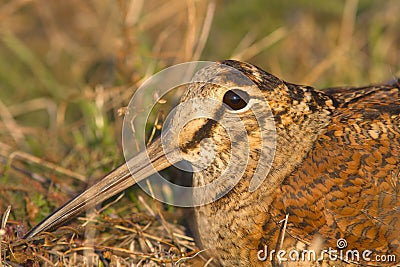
[24,60,336,238]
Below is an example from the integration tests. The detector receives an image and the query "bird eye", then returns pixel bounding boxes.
[223,89,249,110]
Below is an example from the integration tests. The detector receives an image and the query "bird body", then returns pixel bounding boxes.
[24,60,400,266]
[191,61,399,266]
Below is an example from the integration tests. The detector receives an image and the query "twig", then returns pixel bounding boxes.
[175,249,207,265]
[231,27,287,61]
[5,149,86,183]
[0,99,26,148]
[191,0,216,62]
[1,206,11,267]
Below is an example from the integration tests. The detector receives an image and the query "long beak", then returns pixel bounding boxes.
[24,137,175,239]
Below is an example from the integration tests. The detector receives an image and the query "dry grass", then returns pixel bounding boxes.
[0,0,399,266]
[3,195,207,266]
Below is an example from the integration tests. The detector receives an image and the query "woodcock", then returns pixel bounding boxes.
[24,60,399,266]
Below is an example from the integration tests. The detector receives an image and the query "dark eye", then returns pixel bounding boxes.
[223,89,249,110]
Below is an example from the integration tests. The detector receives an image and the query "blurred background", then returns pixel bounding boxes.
[0,0,399,265]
